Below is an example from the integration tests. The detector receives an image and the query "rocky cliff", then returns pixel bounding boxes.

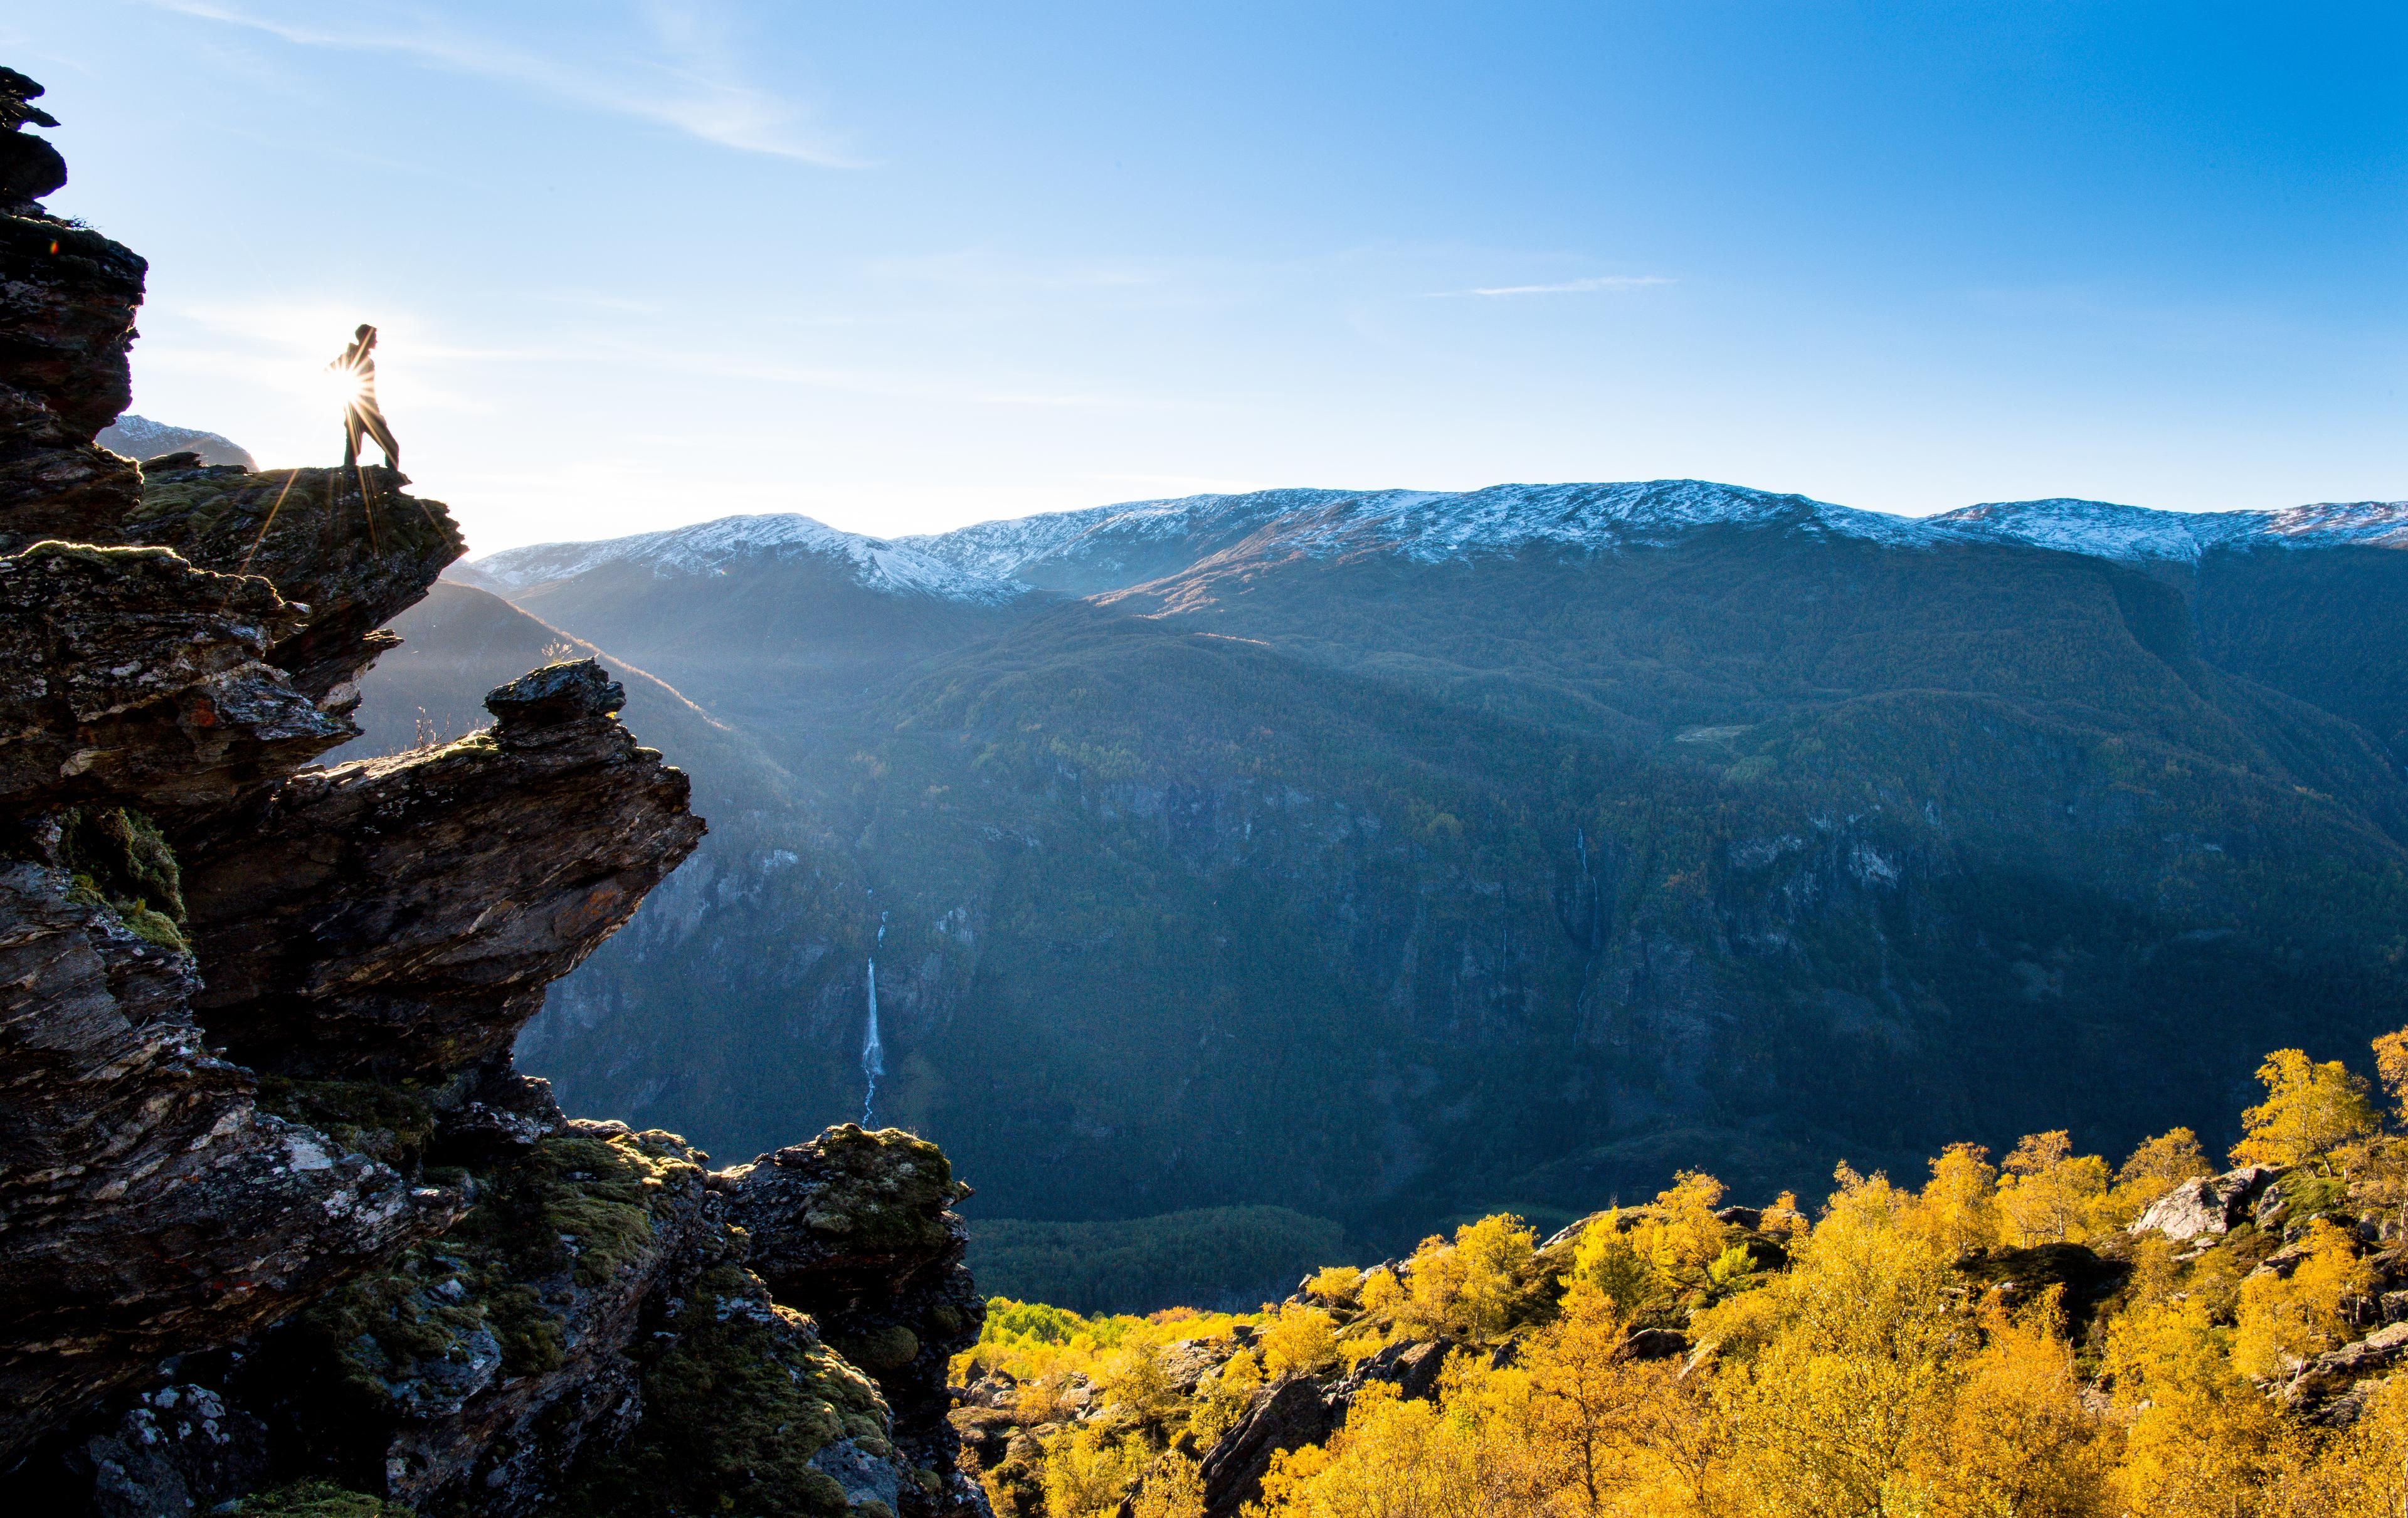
[0,71,985,1518]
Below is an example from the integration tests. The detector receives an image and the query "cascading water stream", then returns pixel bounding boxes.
[861,911,887,1125]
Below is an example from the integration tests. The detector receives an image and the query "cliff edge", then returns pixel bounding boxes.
[0,69,985,1518]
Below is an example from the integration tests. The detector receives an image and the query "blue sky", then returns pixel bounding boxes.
[9,1,2404,552]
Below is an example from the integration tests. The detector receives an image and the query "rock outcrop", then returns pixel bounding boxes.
[126,462,464,707]
[0,542,349,820]
[177,660,702,1082]
[2,70,985,1518]
[0,70,144,547]
[2130,1166,2281,1242]
[0,848,461,1464]
[717,1124,990,1515]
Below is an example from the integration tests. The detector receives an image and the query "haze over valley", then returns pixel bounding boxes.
[331,477,2408,1284]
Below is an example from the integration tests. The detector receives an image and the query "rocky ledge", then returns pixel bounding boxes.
[1,68,986,1518]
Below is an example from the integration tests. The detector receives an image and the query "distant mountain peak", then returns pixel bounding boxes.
[471,485,2408,608]
[467,512,1028,604]
[97,414,255,470]
[1935,496,2408,562]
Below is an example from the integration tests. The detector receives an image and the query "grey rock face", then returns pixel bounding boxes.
[2130,1166,2281,1241]
[233,1122,724,1517]
[2286,1322,2408,1423]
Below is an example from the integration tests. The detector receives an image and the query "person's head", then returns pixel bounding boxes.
[355,323,377,347]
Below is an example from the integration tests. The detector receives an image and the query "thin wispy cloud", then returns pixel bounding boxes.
[1430,275,1676,298]
[147,0,855,165]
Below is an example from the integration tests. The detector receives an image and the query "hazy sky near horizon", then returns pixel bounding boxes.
[10,1,2404,553]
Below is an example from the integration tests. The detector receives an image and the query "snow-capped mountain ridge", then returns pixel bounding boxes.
[463,485,2408,604]
[1932,497,2408,562]
[467,512,1027,604]
[906,479,2408,582]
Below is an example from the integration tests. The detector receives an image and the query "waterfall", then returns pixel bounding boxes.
[860,912,887,1126]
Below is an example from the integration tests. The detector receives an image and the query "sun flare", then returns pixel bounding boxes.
[322,362,368,409]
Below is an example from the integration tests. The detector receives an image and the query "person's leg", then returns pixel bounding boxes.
[342,408,361,468]
[361,406,400,468]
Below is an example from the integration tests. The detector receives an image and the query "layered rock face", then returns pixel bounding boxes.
[179,660,704,1082]
[1,70,985,1518]
[0,69,143,547]
[717,1125,990,1512]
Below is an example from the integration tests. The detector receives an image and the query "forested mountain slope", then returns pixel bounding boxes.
[389,483,2408,1267]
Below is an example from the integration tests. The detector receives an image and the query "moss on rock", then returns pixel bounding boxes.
[232,1482,409,1517]
[56,803,187,950]
[255,1077,439,1174]
[262,1125,706,1423]
[554,1259,898,1518]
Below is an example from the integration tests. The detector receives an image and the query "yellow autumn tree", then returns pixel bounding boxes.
[1304,1265,1363,1307]
[1909,1142,2001,1257]
[2230,1218,2374,1381]
[1718,1165,1968,1517]
[2282,1373,2408,1516]
[1129,1452,1207,1518]
[1569,1212,1654,1315]
[2103,1292,2292,1517]
[1921,1290,2110,1518]
[2373,1025,2408,1124]
[2230,1048,2378,1174]
[1514,1282,1705,1515]
[1996,1131,2110,1245]
[1042,1424,1148,1518]
[1257,1302,1340,1379]
[1404,1215,1536,1343]
[1359,1266,1403,1315]
[1634,1171,1736,1291]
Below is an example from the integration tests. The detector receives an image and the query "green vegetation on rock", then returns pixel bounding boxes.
[56,803,186,950]
[554,1259,897,1518]
[232,1482,409,1518]
[264,1125,705,1415]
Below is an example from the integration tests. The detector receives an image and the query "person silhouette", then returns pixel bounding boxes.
[331,323,399,470]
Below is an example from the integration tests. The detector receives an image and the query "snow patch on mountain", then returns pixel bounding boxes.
[466,486,2408,606]
[1935,497,2408,562]
[468,514,1027,604]
[907,480,1936,582]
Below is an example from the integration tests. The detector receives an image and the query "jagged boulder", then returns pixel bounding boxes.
[0,67,67,206]
[716,1124,988,1516]
[57,1379,273,1518]
[176,660,704,1082]
[125,463,464,707]
[0,542,349,818]
[2131,1166,2281,1241]
[0,856,462,1465]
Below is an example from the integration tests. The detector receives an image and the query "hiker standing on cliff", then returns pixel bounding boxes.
[330,322,400,470]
